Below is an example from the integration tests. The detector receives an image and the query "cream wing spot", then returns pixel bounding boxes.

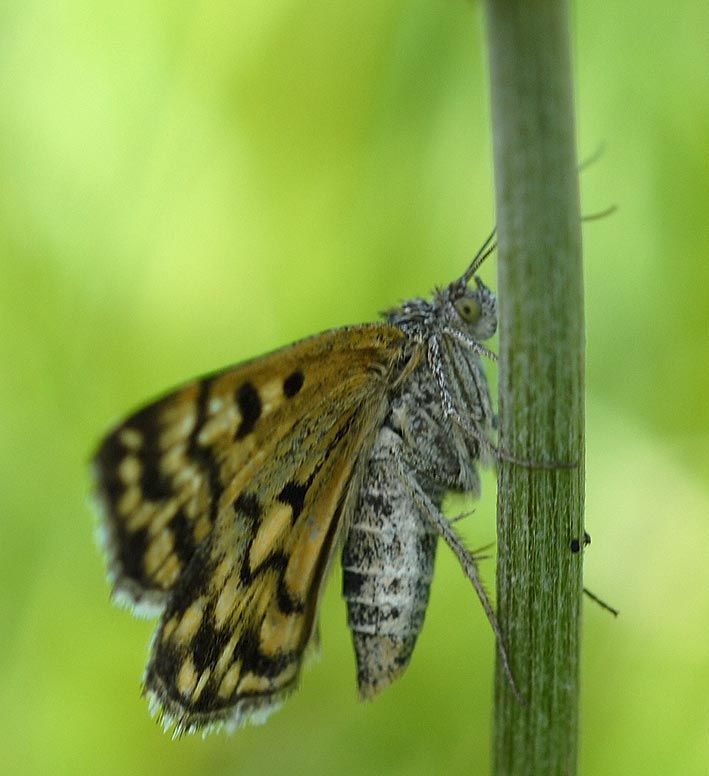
[184,494,203,521]
[259,376,285,414]
[213,557,234,590]
[236,671,274,696]
[153,554,181,588]
[142,501,179,536]
[148,499,185,536]
[172,464,200,489]
[177,655,198,698]
[193,515,211,544]
[259,606,302,655]
[158,410,196,449]
[160,444,187,475]
[118,455,142,484]
[218,662,242,699]
[248,503,293,571]
[161,615,178,642]
[214,636,238,676]
[125,502,155,533]
[283,517,330,601]
[118,427,143,450]
[118,486,141,516]
[144,529,175,577]
[192,668,212,703]
[197,408,238,446]
[214,575,240,629]
[173,598,206,644]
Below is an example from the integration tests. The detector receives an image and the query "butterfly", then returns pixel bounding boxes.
[93,232,519,736]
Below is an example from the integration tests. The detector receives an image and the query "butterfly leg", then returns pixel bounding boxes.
[428,336,574,470]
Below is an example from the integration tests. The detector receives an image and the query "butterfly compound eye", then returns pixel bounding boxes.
[455,296,482,325]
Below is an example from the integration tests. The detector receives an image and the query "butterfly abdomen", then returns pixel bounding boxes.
[342,427,438,699]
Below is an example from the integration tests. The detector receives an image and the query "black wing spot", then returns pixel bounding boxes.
[278,481,308,521]
[190,615,233,675]
[115,525,149,583]
[283,369,304,398]
[234,492,262,522]
[276,578,305,615]
[167,543,214,613]
[238,629,296,680]
[169,510,197,566]
[240,547,287,586]
[140,448,173,501]
[235,382,262,439]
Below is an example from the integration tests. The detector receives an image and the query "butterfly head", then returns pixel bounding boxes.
[439,229,498,340]
[442,273,497,341]
[385,271,497,343]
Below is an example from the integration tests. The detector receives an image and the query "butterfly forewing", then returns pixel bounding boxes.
[94,323,408,731]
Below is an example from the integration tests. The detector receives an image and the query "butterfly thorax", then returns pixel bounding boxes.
[385,274,498,493]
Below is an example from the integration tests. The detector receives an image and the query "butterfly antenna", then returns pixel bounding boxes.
[462,195,612,288]
[461,228,497,285]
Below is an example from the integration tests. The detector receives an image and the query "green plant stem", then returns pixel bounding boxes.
[483,2,585,775]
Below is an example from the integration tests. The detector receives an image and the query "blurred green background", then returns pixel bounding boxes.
[2,1,708,774]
